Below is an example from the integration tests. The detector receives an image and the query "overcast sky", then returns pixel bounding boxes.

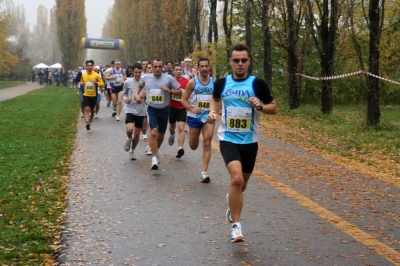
[9,0,111,38]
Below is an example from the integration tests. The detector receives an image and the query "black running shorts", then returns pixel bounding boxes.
[112,87,123,94]
[125,113,144,128]
[169,106,187,124]
[219,141,258,173]
[83,96,97,110]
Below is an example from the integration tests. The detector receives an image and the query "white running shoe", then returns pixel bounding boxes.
[226,193,233,223]
[129,151,136,160]
[151,157,158,170]
[124,139,132,152]
[116,116,120,121]
[145,146,152,155]
[200,172,210,183]
[95,114,98,119]
[231,224,244,243]
[142,133,148,140]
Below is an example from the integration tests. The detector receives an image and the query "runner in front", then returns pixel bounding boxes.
[207,43,277,243]
[181,57,214,183]
[134,58,181,170]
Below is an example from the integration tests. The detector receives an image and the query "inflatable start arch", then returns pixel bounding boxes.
[81,38,125,50]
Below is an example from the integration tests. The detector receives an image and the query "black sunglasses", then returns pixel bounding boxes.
[232,58,249,64]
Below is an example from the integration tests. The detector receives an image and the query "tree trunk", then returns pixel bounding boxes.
[262,0,272,90]
[306,0,338,114]
[245,0,252,75]
[223,0,233,61]
[286,0,300,109]
[367,0,383,125]
[319,0,337,114]
[208,0,218,44]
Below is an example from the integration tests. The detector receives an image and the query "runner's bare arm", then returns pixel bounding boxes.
[134,85,143,103]
[123,83,130,104]
[208,96,222,123]
[181,79,195,112]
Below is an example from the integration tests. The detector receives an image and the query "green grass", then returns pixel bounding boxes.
[0,81,26,90]
[276,101,400,163]
[0,86,79,264]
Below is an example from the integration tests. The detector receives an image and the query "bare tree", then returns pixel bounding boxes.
[306,0,339,114]
[222,0,233,61]
[245,0,253,75]
[367,0,384,125]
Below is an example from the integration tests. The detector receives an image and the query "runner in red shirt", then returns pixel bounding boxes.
[168,63,189,158]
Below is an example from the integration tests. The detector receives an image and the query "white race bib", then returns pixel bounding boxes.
[85,82,95,92]
[149,89,164,104]
[171,89,183,102]
[226,107,252,132]
[114,76,123,86]
[196,94,211,110]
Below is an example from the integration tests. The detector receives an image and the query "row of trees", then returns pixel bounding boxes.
[2,0,87,79]
[98,0,397,125]
[4,3,62,79]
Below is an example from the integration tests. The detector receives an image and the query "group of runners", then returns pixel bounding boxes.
[78,43,277,243]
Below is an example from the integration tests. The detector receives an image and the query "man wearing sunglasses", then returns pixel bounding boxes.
[207,43,277,243]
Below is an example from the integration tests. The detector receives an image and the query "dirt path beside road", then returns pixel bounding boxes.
[0,82,43,103]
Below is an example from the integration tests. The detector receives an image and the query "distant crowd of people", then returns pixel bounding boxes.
[29,68,81,87]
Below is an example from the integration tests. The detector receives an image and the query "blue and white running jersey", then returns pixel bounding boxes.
[187,76,214,122]
[217,75,260,144]
[109,68,124,88]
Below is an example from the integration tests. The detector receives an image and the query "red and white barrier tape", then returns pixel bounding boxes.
[297,71,400,86]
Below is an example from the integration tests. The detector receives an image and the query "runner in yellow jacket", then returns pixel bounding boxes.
[80,60,104,130]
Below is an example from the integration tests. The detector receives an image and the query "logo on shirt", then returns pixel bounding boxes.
[222,89,251,100]
[194,87,213,94]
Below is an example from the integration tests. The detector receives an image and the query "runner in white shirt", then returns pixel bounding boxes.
[105,59,126,121]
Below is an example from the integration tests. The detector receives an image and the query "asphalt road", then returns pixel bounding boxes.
[57,95,400,266]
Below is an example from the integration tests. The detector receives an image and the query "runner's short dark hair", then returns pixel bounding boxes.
[229,43,250,58]
[132,63,142,70]
[152,57,163,65]
[197,57,210,66]
[85,60,94,66]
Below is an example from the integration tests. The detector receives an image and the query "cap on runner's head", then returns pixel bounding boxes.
[93,66,99,72]
[184,57,192,62]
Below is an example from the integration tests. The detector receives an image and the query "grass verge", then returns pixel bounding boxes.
[0,81,26,90]
[0,86,78,264]
[261,101,400,186]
